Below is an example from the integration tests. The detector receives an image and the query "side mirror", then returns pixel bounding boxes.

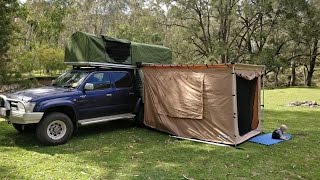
[84,83,94,91]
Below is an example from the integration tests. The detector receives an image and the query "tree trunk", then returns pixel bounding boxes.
[275,67,280,87]
[218,1,232,63]
[290,59,296,86]
[303,66,307,86]
[307,38,318,86]
[307,71,313,86]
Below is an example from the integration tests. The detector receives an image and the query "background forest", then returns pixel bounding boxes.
[1,0,320,87]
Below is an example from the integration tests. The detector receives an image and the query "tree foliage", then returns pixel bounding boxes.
[3,0,320,86]
[13,45,64,75]
[0,0,19,67]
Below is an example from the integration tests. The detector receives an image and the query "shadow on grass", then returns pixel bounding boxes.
[74,119,137,138]
[0,159,26,179]
[0,119,137,148]
[0,108,319,179]
[0,167,7,178]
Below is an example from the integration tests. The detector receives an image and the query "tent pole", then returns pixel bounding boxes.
[232,65,238,147]
[170,136,230,147]
[261,66,266,132]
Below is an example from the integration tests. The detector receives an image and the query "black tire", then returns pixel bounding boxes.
[36,112,73,146]
[12,123,36,133]
[135,106,144,127]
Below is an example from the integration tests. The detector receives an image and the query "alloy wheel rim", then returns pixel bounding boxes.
[47,120,67,140]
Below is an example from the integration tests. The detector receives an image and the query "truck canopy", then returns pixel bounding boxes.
[64,31,172,65]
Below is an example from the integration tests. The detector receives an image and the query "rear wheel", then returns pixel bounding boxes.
[135,106,144,127]
[12,123,36,133]
[36,112,73,146]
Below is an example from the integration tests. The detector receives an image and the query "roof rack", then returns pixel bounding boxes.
[65,62,137,69]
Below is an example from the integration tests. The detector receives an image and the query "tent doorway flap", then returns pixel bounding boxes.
[236,76,259,136]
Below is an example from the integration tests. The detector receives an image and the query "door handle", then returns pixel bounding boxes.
[106,94,112,97]
[129,92,134,95]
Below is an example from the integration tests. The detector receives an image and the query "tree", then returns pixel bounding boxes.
[279,0,320,86]
[3,0,320,87]
[304,2,320,86]
[0,0,19,68]
[37,46,65,74]
[24,0,70,47]
[164,0,221,63]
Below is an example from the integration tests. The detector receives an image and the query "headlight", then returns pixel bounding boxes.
[17,102,25,112]
[24,102,36,113]
[17,102,36,113]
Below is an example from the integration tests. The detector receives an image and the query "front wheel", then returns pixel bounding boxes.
[36,112,73,146]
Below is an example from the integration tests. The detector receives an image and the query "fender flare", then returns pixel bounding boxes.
[35,100,79,121]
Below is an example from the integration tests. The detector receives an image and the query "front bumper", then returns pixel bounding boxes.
[0,95,43,124]
[0,108,43,124]
[0,107,44,124]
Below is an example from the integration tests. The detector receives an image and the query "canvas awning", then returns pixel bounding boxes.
[142,64,265,145]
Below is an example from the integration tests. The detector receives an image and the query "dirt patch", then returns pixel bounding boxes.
[34,77,56,86]
[0,76,55,94]
[288,101,318,108]
[0,84,20,94]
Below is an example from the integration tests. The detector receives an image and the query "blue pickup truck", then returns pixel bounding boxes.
[0,66,144,145]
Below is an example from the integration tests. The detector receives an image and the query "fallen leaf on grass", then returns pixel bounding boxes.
[182,174,194,180]
[251,172,260,177]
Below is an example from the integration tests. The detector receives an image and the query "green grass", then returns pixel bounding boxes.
[1,88,320,179]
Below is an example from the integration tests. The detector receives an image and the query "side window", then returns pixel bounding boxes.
[112,72,132,88]
[86,72,111,90]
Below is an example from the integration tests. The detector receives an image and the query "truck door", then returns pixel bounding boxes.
[110,71,136,114]
[77,71,115,119]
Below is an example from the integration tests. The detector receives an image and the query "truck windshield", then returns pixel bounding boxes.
[53,71,88,88]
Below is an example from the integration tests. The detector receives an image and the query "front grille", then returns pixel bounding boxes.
[0,98,3,107]
[9,101,17,110]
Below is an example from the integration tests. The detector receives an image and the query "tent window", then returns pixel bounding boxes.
[236,76,258,136]
[103,39,131,63]
[153,73,204,120]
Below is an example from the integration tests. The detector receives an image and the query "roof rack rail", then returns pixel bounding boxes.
[65,62,137,69]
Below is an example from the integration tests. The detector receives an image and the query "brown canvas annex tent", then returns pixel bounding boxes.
[142,64,265,145]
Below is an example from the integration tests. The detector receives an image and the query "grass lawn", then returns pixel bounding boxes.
[1,88,319,179]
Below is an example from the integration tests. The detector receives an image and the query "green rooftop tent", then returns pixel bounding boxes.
[64,31,172,65]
